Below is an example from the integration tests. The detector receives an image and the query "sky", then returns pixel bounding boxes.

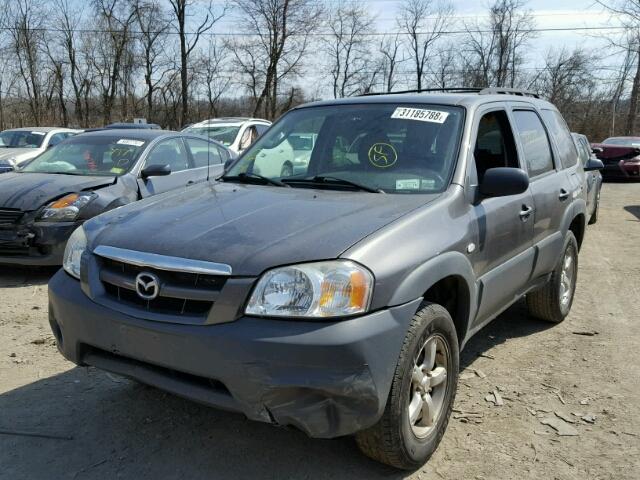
[208,0,625,92]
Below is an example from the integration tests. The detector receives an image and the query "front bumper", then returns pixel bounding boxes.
[0,221,78,266]
[601,161,640,180]
[48,270,421,438]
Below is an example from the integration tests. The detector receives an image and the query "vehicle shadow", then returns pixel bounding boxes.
[460,299,554,370]
[0,266,57,288]
[0,302,551,480]
[623,205,640,221]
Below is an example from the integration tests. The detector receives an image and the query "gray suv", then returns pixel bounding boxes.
[48,88,597,470]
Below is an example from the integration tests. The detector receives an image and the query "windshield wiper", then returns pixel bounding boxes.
[282,175,384,193]
[221,172,289,187]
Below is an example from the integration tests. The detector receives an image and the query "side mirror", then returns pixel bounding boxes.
[480,167,529,198]
[584,158,604,172]
[591,147,603,155]
[141,164,171,179]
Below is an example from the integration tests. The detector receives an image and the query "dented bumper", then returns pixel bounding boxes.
[48,270,420,438]
[0,219,78,266]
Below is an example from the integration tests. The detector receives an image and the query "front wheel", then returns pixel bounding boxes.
[355,303,459,470]
[526,231,579,323]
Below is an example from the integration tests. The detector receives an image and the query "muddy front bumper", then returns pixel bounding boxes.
[0,220,78,266]
[48,270,421,438]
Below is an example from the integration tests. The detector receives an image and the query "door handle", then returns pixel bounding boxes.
[519,205,534,221]
[559,189,570,200]
[187,180,195,185]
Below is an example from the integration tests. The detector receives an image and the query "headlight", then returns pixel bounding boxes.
[63,226,87,279]
[4,157,16,166]
[245,260,373,318]
[39,193,95,222]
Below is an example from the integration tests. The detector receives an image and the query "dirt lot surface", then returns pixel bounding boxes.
[1,182,639,480]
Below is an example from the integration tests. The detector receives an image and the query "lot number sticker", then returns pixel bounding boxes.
[391,107,449,124]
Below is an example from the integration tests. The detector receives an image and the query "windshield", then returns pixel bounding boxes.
[603,137,640,147]
[21,136,146,176]
[226,104,464,194]
[183,125,241,146]
[0,130,46,148]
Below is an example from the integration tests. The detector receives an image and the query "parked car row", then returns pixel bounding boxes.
[32,88,607,469]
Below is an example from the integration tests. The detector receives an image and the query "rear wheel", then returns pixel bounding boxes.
[355,303,458,470]
[527,231,578,323]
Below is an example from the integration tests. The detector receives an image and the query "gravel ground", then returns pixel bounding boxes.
[1,182,638,480]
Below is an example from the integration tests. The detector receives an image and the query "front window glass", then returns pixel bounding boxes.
[0,130,46,148]
[226,104,464,194]
[602,137,640,147]
[21,136,146,176]
[183,125,241,147]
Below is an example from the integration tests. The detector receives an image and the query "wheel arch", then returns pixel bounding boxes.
[387,251,477,347]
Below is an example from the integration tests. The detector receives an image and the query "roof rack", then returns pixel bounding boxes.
[357,86,542,99]
[359,87,482,97]
[478,87,541,99]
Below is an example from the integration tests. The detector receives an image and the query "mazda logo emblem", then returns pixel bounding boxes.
[135,272,160,300]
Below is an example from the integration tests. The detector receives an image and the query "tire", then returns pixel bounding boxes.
[355,302,459,470]
[526,231,578,323]
[280,162,293,177]
[588,191,599,225]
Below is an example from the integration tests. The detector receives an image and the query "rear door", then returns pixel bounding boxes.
[510,106,573,279]
[471,105,535,325]
[137,137,201,197]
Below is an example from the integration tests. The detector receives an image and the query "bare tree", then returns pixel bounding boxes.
[134,0,170,121]
[597,0,640,135]
[398,0,454,90]
[198,39,231,117]
[462,0,536,88]
[531,48,593,111]
[324,0,376,98]
[90,0,137,124]
[6,0,47,125]
[379,34,405,93]
[230,0,322,119]
[167,0,225,126]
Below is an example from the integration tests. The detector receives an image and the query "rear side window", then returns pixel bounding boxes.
[186,137,222,166]
[512,110,554,177]
[541,110,579,169]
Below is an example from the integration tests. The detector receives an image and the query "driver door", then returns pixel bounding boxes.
[137,137,199,198]
[471,106,535,326]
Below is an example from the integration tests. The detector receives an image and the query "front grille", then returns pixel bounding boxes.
[99,258,226,317]
[0,208,23,225]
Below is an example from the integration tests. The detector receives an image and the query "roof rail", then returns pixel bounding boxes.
[358,87,482,97]
[479,87,541,99]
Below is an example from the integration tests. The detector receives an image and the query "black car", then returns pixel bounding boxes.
[0,129,232,265]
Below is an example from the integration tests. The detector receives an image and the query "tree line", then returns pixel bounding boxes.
[0,0,638,141]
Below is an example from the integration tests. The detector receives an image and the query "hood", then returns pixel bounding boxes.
[88,182,439,276]
[0,148,40,164]
[0,172,115,211]
[592,143,640,162]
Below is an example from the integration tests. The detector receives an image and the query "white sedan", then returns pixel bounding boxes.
[0,127,80,168]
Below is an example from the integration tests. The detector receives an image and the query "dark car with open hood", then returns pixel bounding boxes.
[0,129,232,265]
[49,88,592,470]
